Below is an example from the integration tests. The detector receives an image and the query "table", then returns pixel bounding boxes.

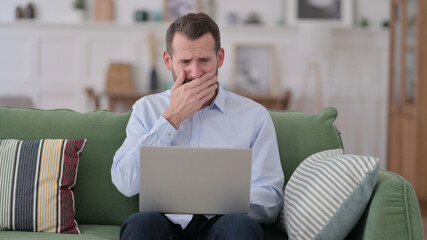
[86,89,291,112]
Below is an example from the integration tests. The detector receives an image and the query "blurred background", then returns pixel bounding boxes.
[0,0,391,164]
[1,0,426,232]
[0,1,410,173]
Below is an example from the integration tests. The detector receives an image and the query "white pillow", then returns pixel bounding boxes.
[278,149,380,240]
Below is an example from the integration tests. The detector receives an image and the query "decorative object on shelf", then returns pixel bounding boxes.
[233,44,278,96]
[25,3,36,19]
[134,10,149,22]
[287,0,353,27]
[277,0,286,26]
[150,67,159,91]
[153,10,163,22]
[105,63,134,94]
[15,6,24,19]
[360,17,370,27]
[244,12,262,25]
[95,0,114,21]
[226,12,238,25]
[382,19,389,28]
[148,31,159,91]
[163,0,201,21]
[72,0,86,22]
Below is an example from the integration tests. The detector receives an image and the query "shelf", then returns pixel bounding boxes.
[0,20,390,36]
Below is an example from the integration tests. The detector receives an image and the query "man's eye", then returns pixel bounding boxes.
[201,59,210,62]
[180,60,190,64]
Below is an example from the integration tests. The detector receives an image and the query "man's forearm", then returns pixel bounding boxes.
[111,116,178,196]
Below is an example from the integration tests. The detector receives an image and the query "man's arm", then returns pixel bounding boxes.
[248,108,284,223]
[111,103,178,197]
[111,71,218,197]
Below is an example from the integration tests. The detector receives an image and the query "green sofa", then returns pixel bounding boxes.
[0,106,423,239]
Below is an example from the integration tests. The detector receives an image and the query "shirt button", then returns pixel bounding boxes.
[192,141,197,146]
[169,133,174,139]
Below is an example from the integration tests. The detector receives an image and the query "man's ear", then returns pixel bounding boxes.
[163,51,172,71]
[217,48,225,68]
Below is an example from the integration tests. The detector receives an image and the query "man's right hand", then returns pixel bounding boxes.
[163,70,218,129]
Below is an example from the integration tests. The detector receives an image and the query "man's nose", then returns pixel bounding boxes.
[186,62,203,79]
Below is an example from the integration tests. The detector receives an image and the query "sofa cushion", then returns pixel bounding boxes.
[268,107,344,186]
[0,139,86,233]
[281,149,380,240]
[0,107,137,225]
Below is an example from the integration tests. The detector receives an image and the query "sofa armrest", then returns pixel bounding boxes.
[345,169,424,240]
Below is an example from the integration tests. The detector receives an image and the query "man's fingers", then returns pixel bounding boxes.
[186,72,214,87]
[197,81,218,100]
[172,70,185,90]
[195,76,217,93]
[198,86,217,105]
[200,72,214,82]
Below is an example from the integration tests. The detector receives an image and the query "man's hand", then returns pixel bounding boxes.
[163,71,218,129]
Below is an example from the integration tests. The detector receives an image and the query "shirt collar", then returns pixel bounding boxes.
[210,83,226,113]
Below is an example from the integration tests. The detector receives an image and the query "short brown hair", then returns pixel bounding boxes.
[166,13,221,56]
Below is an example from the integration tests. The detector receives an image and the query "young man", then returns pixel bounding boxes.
[111,13,284,240]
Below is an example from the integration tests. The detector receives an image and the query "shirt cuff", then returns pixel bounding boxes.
[152,115,178,145]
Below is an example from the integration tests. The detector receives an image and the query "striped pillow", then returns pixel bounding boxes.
[280,149,379,240]
[0,139,86,234]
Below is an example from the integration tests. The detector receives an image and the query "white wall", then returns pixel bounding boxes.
[0,0,390,28]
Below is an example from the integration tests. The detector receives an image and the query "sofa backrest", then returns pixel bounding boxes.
[0,106,343,225]
[268,107,344,186]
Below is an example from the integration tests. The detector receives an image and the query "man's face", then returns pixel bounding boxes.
[164,32,224,83]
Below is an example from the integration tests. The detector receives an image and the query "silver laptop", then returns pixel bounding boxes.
[139,146,252,215]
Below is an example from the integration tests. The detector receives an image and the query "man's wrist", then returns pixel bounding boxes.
[162,110,182,130]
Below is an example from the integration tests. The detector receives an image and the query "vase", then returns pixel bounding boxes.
[71,9,85,22]
[95,0,114,21]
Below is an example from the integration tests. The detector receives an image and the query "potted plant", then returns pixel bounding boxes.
[72,0,86,22]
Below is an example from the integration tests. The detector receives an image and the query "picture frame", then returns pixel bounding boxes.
[163,0,202,21]
[233,44,278,96]
[287,0,354,27]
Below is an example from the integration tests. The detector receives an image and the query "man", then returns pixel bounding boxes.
[111,12,284,240]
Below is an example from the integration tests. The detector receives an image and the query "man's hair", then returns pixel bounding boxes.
[166,12,221,56]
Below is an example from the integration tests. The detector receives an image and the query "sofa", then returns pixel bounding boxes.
[0,106,423,240]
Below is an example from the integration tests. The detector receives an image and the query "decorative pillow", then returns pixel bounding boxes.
[278,149,380,240]
[0,139,86,234]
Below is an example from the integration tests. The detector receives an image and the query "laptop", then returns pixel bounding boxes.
[139,146,252,215]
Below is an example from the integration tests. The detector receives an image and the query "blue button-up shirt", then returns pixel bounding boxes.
[111,85,284,229]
